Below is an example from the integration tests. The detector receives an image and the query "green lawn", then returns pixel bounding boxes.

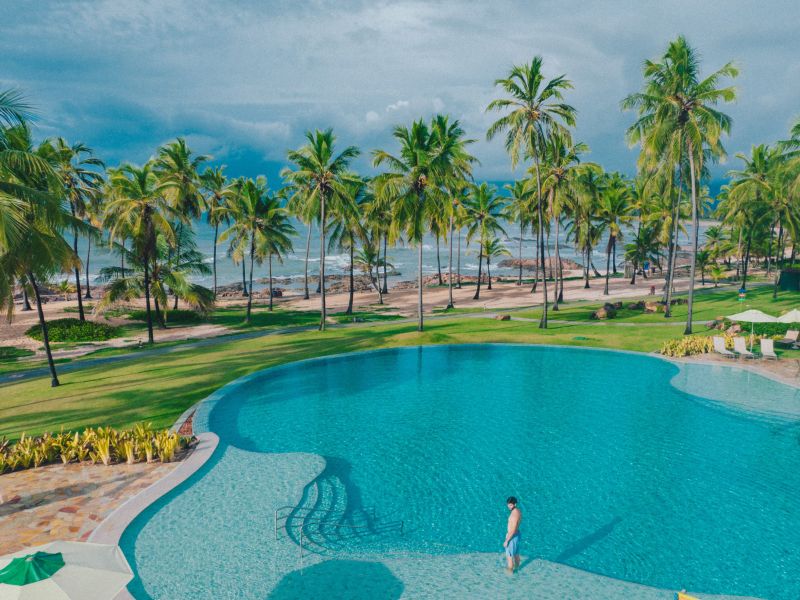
[517,285,800,324]
[1,317,688,441]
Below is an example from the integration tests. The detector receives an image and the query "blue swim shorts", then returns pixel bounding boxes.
[505,533,520,556]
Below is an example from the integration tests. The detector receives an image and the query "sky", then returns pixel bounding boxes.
[2,0,799,187]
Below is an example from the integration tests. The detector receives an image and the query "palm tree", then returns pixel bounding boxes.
[284,129,360,331]
[597,172,633,295]
[504,180,535,286]
[374,117,466,330]
[105,163,176,344]
[483,237,511,288]
[200,166,229,298]
[43,138,104,321]
[622,36,737,334]
[625,224,660,284]
[219,177,274,324]
[487,56,576,328]
[566,166,604,289]
[327,175,367,315]
[695,248,711,285]
[285,177,318,300]
[464,183,506,300]
[260,192,295,312]
[709,263,725,287]
[155,138,208,309]
[0,121,76,386]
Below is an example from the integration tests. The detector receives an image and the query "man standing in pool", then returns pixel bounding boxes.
[503,496,522,573]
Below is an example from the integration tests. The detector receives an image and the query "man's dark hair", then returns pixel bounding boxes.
[506,496,517,506]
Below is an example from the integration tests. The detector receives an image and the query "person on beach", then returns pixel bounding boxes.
[503,496,522,572]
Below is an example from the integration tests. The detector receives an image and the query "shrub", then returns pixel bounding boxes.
[0,346,35,362]
[0,425,192,475]
[25,318,122,342]
[660,335,714,357]
[126,309,205,325]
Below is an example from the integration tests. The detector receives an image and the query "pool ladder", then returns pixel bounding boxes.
[274,505,405,567]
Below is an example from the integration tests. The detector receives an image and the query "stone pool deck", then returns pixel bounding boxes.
[0,460,180,555]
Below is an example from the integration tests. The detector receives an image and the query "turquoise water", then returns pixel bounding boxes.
[121,345,800,599]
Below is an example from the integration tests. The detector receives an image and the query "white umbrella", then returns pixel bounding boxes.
[777,308,800,323]
[0,542,132,600]
[727,309,778,350]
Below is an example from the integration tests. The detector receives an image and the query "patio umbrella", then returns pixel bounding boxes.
[777,308,800,323]
[0,542,132,600]
[727,309,778,350]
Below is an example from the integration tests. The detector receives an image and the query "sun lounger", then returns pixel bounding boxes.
[713,336,735,358]
[760,338,778,360]
[733,336,756,359]
[777,329,799,347]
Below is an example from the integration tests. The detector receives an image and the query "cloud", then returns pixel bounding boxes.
[1,0,798,180]
[386,100,410,112]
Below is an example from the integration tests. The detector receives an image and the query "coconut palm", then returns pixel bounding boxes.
[219,176,274,323]
[622,36,737,334]
[104,163,176,344]
[503,180,536,286]
[464,183,506,300]
[483,237,511,289]
[487,56,576,328]
[597,172,633,295]
[42,138,104,321]
[200,166,229,298]
[259,192,295,312]
[327,175,367,315]
[285,176,318,300]
[284,129,360,331]
[0,122,76,386]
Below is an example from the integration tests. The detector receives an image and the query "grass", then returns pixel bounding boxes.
[0,346,35,362]
[6,285,800,440]
[516,285,800,324]
[0,317,688,441]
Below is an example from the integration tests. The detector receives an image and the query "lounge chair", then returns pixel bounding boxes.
[777,329,799,347]
[733,336,756,359]
[760,338,778,360]
[712,336,735,359]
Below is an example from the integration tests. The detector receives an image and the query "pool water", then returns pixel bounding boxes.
[121,345,800,599]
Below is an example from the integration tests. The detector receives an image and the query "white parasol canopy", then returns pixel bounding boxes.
[777,309,800,323]
[727,309,777,351]
[0,542,132,600]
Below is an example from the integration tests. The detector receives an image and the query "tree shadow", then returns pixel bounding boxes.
[268,559,403,600]
[555,516,623,563]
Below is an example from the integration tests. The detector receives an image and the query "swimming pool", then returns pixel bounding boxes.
[120,345,800,599]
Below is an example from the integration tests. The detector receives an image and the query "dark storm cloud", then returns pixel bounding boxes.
[2,0,798,181]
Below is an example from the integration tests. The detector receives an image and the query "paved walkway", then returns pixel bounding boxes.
[0,460,181,555]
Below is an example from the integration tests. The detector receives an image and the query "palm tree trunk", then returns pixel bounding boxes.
[473,246,483,300]
[531,223,539,293]
[21,285,32,311]
[447,211,455,308]
[552,195,561,310]
[535,158,547,329]
[269,253,274,311]
[612,238,617,274]
[213,222,219,299]
[517,225,523,286]
[417,237,424,331]
[604,235,613,295]
[584,245,590,288]
[303,223,311,300]
[143,254,155,345]
[456,228,462,289]
[84,236,92,299]
[154,295,166,329]
[684,144,701,334]
[382,231,389,294]
[664,176,683,317]
[70,212,85,321]
[735,229,742,279]
[436,235,443,285]
[241,260,248,296]
[346,235,355,315]
[487,253,492,290]
[319,196,327,331]
[742,231,753,289]
[28,272,60,387]
[246,234,255,323]
[774,221,784,299]
[766,218,776,276]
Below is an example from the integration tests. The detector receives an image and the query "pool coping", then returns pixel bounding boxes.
[89,432,219,600]
[108,343,786,599]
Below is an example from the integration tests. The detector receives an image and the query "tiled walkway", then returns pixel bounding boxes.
[0,460,180,554]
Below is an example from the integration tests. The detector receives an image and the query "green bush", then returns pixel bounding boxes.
[25,318,122,342]
[0,346,35,362]
[660,335,714,357]
[0,425,192,474]
[722,320,795,336]
[127,309,205,325]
